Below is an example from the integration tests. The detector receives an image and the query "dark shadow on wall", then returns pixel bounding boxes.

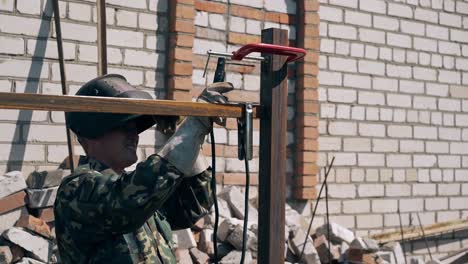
[7,0,53,171]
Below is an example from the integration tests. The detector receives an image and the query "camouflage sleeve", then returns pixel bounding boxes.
[158,168,214,230]
[62,155,183,234]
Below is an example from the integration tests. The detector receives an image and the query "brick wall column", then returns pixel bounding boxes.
[294,0,320,199]
[167,0,195,101]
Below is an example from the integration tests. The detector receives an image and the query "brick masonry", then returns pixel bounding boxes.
[191,0,314,200]
[317,0,468,260]
[0,0,170,175]
[1,0,467,261]
[0,1,319,198]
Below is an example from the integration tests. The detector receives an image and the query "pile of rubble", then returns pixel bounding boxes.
[0,169,66,263]
[170,185,409,264]
[0,169,466,264]
[173,185,467,264]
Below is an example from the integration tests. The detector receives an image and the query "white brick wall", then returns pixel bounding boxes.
[0,0,169,173]
[318,0,468,256]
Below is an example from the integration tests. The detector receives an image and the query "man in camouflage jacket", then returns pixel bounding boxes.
[54,74,232,263]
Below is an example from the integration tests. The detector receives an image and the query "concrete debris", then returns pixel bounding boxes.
[350,237,380,253]
[0,171,26,198]
[189,247,210,264]
[381,241,406,264]
[220,186,258,223]
[220,250,252,264]
[26,187,58,209]
[173,228,197,249]
[217,217,242,242]
[3,227,52,263]
[217,198,232,219]
[198,229,214,256]
[226,225,257,251]
[378,251,396,264]
[0,171,27,199]
[26,170,70,189]
[176,249,193,264]
[316,222,355,244]
[0,170,466,264]
[410,257,425,264]
[15,257,46,264]
[216,243,235,260]
[439,247,468,263]
[289,229,320,264]
[0,207,28,234]
[286,203,311,232]
[0,246,12,264]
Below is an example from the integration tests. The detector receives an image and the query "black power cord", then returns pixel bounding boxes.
[240,137,250,264]
[210,130,220,264]
[210,125,250,264]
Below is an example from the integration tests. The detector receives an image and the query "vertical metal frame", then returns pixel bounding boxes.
[52,0,75,171]
[97,0,107,75]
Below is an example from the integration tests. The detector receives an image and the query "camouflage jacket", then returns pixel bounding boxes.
[54,155,213,264]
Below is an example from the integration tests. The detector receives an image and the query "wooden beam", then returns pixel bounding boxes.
[0,92,260,118]
[370,218,468,244]
[258,28,288,264]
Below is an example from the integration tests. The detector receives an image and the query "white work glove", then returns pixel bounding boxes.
[158,82,233,177]
[197,82,234,127]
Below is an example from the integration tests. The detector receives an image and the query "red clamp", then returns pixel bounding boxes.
[231,43,306,63]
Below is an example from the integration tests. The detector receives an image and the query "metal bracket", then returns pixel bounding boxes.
[238,103,253,161]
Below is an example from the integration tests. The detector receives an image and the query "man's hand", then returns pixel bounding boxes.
[197,82,234,127]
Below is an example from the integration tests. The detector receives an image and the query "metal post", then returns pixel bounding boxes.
[97,0,107,75]
[52,0,75,172]
[258,28,288,264]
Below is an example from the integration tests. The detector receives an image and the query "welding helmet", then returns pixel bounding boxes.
[66,74,156,138]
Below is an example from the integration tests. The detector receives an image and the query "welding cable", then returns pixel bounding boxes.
[210,129,220,264]
[240,137,250,264]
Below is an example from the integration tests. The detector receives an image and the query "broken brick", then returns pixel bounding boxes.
[15,215,51,238]
[189,247,210,264]
[0,191,26,215]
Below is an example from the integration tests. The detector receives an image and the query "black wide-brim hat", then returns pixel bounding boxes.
[66,74,156,138]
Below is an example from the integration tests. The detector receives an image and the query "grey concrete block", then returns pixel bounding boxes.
[26,169,70,189]
[26,187,58,208]
[0,171,27,199]
[3,227,52,263]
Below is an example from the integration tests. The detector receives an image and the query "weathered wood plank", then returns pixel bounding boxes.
[370,218,468,244]
[0,92,260,118]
